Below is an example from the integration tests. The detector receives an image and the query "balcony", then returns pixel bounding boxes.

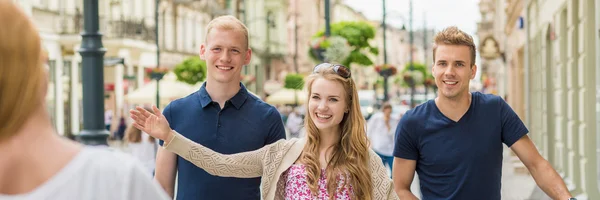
[105,17,156,42]
[478,21,494,32]
[57,14,155,42]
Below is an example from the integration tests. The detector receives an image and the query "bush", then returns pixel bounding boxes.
[173,57,207,85]
[284,74,304,90]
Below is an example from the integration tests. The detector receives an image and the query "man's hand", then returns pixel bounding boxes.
[129,105,172,141]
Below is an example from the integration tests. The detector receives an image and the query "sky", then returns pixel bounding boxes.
[342,0,481,36]
[342,0,484,80]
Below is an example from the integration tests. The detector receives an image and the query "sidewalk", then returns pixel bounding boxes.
[500,146,550,200]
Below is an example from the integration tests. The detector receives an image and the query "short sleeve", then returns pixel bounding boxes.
[499,98,529,147]
[265,107,287,145]
[393,114,419,160]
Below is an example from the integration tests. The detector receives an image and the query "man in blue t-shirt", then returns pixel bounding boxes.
[154,16,286,200]
[392,26,574,200]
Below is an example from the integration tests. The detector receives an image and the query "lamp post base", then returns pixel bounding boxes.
[76,129,110,146]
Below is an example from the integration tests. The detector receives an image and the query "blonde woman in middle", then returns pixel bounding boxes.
[131,63,399,200]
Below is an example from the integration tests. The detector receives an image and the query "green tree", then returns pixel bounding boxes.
[284,73,304,90]
[284,73,304,106]
[173,57,207,85]
[309,21,378,67]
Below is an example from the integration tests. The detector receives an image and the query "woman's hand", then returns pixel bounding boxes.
[129,105,172,141]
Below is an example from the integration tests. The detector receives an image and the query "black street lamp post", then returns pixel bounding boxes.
[316,0,330,63]
[381,1,409,103]
[324,0,331,38]
[155,0,161,108]
[382,0,389,102]
[408,0,416,108]
[77,0,109,146]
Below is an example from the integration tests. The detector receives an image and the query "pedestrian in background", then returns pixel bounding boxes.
[0,1,168,199]
[286,106,305,138]
[125,107,158,175]
[366,103,399,175]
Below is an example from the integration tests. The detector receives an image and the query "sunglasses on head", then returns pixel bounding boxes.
[312,63,351,79]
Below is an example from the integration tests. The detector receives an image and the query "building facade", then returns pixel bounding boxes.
[477,0,512,98]
[16,0,214,137]
[526,0,600,199]
[477,0,527,123]
[233,0,289,97]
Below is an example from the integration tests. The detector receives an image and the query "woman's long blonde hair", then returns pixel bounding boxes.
[299,65,372,200]
[0,1,46,141]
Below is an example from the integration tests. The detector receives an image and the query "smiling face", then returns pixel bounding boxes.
[432,44,477,100]
[200,27,251,85]
[308,78,348,134]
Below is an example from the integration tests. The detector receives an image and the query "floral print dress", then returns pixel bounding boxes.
[283,164,353,200]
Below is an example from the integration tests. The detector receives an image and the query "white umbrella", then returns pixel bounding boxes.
[126,73,195,107]
[265,88,307,105]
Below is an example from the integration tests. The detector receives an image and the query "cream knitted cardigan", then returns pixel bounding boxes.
[164,131,399,200]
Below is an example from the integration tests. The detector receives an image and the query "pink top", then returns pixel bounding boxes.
[283,164,353,200]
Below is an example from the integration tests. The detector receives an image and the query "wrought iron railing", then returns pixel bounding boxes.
[58,13,155,42]
[106,17,156,42]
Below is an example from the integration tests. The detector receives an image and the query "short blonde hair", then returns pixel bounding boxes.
[432,26,477,66]
[205,15,250,48]
[0,1,46,140]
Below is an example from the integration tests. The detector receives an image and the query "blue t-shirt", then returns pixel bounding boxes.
[161,83,286,200]
[393,92,528,200]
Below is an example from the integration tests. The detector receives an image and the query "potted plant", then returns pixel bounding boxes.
[402,71,417,87]
[308,21,378,66]
[322,36,351,63]
[146,67,169,80]
[424,77,435,88]
[374,64,397,77]
[309,36,329,62]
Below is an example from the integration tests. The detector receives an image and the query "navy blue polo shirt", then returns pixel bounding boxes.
[393,92,528,200]
[160,83,286,200]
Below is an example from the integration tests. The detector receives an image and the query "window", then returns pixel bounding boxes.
[597,71,600,188]
[596,6,600,191]
[177,14,184,51]
[47,60,56,127]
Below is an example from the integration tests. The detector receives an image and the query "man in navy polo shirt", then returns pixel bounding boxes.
[154,15,286,200]
[391,26,574,200]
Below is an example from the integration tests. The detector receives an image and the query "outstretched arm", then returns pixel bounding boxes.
[162,130,287,178]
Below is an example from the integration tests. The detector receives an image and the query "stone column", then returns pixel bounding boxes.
[70,54,81,135]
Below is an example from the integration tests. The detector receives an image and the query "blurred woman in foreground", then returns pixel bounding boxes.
[0,1,168,199]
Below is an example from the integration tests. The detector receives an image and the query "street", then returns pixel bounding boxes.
[499,147,544,200]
